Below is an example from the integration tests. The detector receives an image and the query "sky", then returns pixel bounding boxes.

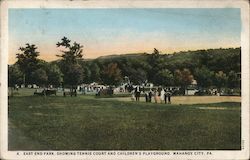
[9,8,241,64]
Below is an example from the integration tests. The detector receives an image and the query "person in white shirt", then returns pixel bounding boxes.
[160,88,165,103]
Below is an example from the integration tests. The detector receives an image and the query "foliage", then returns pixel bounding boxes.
[8,64,23,87]
[174,68,194,87]
[82,65,92,84]
[214,71,228,89]
[89,62,101,83]
[16,43,40,85]
[227,71,240,88]
[46,64,63,87]
[77,47,240,89]
[194,66,214,88]
[63,64,84,87]
[12,46,241,90]
[154,69,174,86]
[101,63,122,86]
[56,37,84,88]
[30,68,48,87]
[56,37,83,64]
[147,48,161,83]
[173,69,194,95]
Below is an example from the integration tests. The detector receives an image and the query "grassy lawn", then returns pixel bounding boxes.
[8,89,241,150]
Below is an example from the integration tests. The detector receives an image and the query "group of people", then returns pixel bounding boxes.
[131,86,172,104]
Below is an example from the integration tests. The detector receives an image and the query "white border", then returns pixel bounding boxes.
[1,0,249,160]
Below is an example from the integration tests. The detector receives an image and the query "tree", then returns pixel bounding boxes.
[155,69,174,86]
[214,71,228,92]
[194,66,214,88]
[8,65,23,96]
[82,65,92,84]
[101,63,122,86]
[64,64,84,87]
[56,37,84,93]
[117,57,149,85]
[90,62,101,83]
[31,68,48,87]
[47,64,63,87]
[56,36,83,64]
[174,68,194,95]
[16,43,40,85]
[129,68,147,85]
[147,48,161,83]
[227,70,240,88]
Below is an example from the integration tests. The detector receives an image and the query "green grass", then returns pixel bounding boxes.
[8,89,241,150]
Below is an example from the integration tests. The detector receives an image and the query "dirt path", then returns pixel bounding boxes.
[100,96,241,105]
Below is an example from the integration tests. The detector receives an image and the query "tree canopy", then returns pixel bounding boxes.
[16,43,40,85]
[56,37,84,89]
[10,45,241,90]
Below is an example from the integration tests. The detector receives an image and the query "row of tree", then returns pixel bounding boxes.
[80,47,240,90]
[8,37,241,94]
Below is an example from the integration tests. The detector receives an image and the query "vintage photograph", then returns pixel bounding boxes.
[1,0,249,159]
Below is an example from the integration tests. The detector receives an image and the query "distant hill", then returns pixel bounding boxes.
[52,47,241,71]
[87,47,241,73]
[97,53,147,60]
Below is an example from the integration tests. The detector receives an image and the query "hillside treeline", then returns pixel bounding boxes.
[78,47,241,89]
[8,38,240,91]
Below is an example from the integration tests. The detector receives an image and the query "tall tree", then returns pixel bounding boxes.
[90,62,101,83]
[31,68,48,88]
[56,37,83,64]
[64,64,84,87]
[155,69,174,86]
[16,43,40,85]
[174,68,194,95]
[147,48,161,83]
[129,68,147,85]
[227,70,240,88]
[8,64,23,96]
[82,65,92,84]
[101,63,122,86]
[47,64,63,87]
[214,71,228,92]
[56,37,84,92]
[194,66,214,88]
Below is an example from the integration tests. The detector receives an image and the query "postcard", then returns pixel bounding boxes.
[0,0,249,159]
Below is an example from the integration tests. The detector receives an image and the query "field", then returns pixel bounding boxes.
[8,89,241,150]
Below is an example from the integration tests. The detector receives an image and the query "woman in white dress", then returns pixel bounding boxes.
[160,88,165,103]
[131,90,135,101]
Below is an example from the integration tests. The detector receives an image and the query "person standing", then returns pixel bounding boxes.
[160,88,165,103]
[148,89,152,102]
[164,88,167,104]
[154,88,159,103]
[135,85,141,101]
[145,91,148,102]
[167,89,172,104]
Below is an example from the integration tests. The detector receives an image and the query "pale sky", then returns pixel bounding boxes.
[9,8,241,64]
